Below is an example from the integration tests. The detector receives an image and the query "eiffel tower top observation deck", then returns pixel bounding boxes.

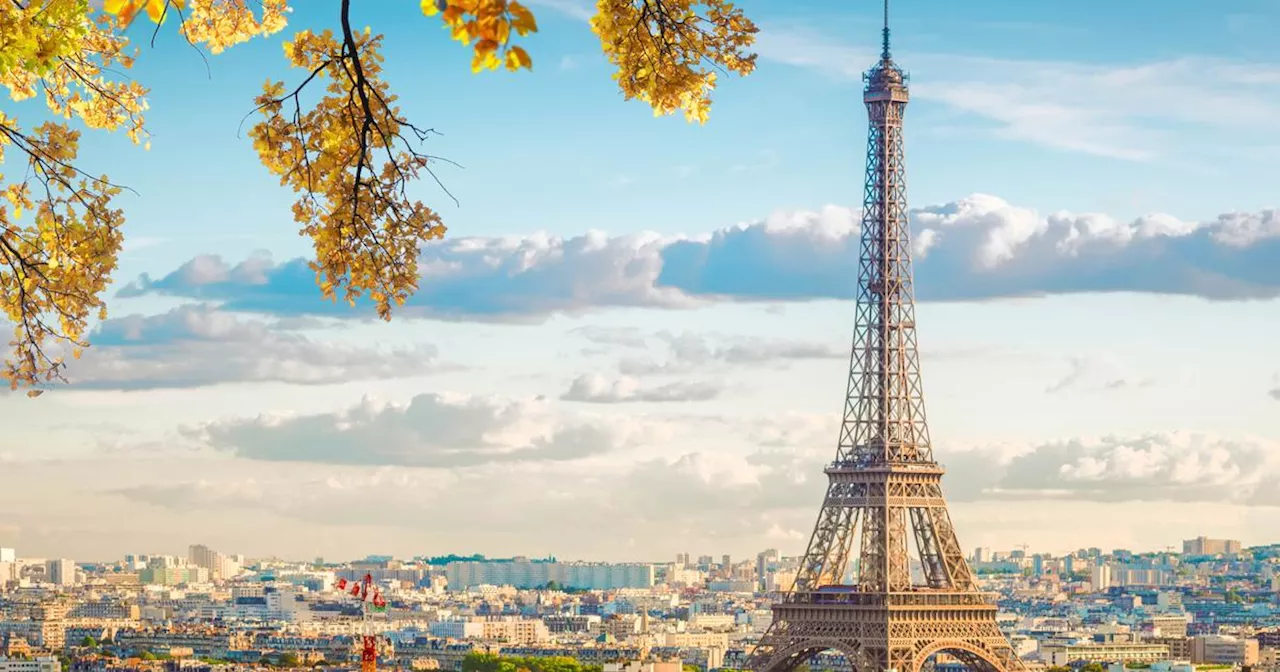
[864,0,909,102]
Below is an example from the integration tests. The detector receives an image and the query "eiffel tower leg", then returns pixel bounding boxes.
[748,616,889,672]
[794,495,862,590]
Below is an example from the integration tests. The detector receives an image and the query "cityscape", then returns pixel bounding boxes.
[2,2,1277,672]
[3,538,1280,672]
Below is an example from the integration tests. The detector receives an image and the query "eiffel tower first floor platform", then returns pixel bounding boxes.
[746,589,1025,672]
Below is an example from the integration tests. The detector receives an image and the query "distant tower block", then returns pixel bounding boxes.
[745,3,1025,672]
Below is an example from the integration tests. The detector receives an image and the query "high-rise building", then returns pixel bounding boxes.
[1092,564,1113,591]
[189,543,240,580]
[0,548,14,563]
[1191,635,1259,665]
[1182,536,1242,556]
[756,549,779,591]
[45,559,76,586]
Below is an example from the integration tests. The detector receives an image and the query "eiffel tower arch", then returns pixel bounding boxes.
[745,3,1024,672]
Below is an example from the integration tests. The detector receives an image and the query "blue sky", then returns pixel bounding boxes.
[2,0,1279,563]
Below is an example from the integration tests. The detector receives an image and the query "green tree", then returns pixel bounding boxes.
[462,653,602,672]
[80,636,98,648]
[139,651,157,661]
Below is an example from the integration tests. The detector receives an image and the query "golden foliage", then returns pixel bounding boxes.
[249,27,446,320]
[422,0,537,73]
[1,1,140,390]
[591,0,758,123]
[178,0,291,54]
[102,0,291,54]
[0,0,757,391]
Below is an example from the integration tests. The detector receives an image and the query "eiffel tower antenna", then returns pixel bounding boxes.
[881,0,891,61]
[744,2,1026,672]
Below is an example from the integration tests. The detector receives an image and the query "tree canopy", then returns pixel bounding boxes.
[462,652,603,672]
[0,0,759,392]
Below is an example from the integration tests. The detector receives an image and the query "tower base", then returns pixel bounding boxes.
[747,591,1024,672]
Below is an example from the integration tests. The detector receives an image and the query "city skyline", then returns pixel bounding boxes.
[2,538,1262,567]
[0,532,1259,569]
[2,0,1279,562]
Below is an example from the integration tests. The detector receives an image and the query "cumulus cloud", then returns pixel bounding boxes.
[70,304,446,390]
[116,196,1280,321]
[561,373,723,403]
[975,433,1280,506]
[606,430,1280,518]
[182,392,647,467]
[1270,374,1280,401]
[110,424,1280,557]
[114,468,461,522]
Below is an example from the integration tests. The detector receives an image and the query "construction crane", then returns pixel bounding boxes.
[334,574,388,672]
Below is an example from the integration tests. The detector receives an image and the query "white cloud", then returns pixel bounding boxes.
[6,346,1278,558]
[182,392,653,467]
[975,432,1280,506]
[561,374,723,403]
[88,422,1280,560]
[70,304,447,390]
[613,331,845,376]
[116,195,1280,323]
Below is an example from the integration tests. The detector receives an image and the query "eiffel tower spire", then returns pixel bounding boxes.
[745,3,1025,672]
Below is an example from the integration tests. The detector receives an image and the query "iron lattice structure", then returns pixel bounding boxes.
[745,5,1024,672]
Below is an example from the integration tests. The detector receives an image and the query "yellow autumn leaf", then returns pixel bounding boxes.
[505,45,532,71]
[509,1,537,36]
[143,0,168,22]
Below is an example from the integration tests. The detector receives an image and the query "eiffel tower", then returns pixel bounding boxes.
[745,4,1024,672]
